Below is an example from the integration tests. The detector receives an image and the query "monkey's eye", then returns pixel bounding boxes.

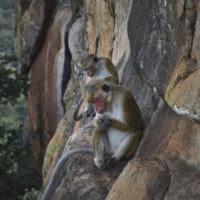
[102,84,110,92]
[93,56,98,63]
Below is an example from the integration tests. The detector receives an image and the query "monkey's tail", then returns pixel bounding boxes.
[40,146,93,200]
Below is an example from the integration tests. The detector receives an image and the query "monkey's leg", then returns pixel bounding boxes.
[124,131,142,157]
[114,133,136,160]
[101,133,138,170]
[93,130,105,168]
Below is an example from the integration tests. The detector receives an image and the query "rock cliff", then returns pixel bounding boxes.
[16,0,200,199]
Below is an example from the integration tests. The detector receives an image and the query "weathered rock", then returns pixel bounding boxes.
[164,0,200,123]
[165,56,200,123]
[42,64,82,180]
[106,0,200,199]
[42,118,65,180]
[106,159,171,200]
[112,0,132,82]
[42,0,89,179]
[28,5,72,169]
[86,0,114,58]
[15,0,58,71]
[15,0,200,199]
[192,1,200,64]
[41,119,128,200]
[107,105,200,200]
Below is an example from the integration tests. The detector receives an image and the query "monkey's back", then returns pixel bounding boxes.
[112,84,142,131]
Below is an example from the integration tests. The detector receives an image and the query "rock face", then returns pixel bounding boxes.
[16,1,73,169]
[107,105,200,200]
[16,0,200,199]
[15,0,58,71]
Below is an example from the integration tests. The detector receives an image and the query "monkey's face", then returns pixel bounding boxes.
[87,82,111,113]
[84,66,96,77]
[76,54,98,77]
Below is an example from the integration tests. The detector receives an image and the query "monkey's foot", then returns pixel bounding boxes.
[94,158,105,169]
[99,157,117,170]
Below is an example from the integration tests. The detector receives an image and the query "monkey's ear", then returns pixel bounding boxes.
[102,84,110,92]
[93,56,98,63]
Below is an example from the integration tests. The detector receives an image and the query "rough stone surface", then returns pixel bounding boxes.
[165,56,200,123]
[42,0,88,180]
[16,0,200,199]
[107,105,200,200]
[192,1,200,64]
[42,118,65,180]
[112,0,132,82]
[106,159,171,200]
[15,0,59,71]
[42,119,128,200]
[28,5,72,169]
[86,0,114,58]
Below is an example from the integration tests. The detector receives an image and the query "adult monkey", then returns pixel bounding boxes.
[84,79,143,170]
[40,79,143,200]
[73,54,119,121]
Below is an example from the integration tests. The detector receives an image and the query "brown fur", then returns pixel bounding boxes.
[85,79,143,169]
[73,54,119,121]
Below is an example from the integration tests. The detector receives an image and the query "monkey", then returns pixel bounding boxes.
[83,79,143,170]
[76,54,119,84]
[73,54,119,121]
[40,80,143,199]
[40,146,93,200]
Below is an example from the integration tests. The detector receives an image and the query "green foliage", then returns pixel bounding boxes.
[0,55,29,103]
[0,1,42,199]
[19,188,41,200]
[0,54,42,200]
[0,126,41,200]
[0,0,15,54]
[0,0,13,10]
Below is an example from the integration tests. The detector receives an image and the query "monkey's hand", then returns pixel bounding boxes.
[83,105,96,118]
[94,116,111,132]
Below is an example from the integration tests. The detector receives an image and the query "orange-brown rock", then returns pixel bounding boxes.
[15,0,58,70]
[107,105,200,200]
[86,0,114,58]
[165,56,200,122]
[28,5,72,169]
[106,159,170,200]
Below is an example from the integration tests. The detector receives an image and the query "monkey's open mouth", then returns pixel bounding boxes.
[92,98,106,113]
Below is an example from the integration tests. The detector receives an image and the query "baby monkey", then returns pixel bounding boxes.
[73,54,119,121]
[84,79,143,170]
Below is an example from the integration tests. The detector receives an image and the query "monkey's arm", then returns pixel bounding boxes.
[104,76,119,84]
[110,119,130,131]
[94,117,129,132]
[40,146,93,200]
